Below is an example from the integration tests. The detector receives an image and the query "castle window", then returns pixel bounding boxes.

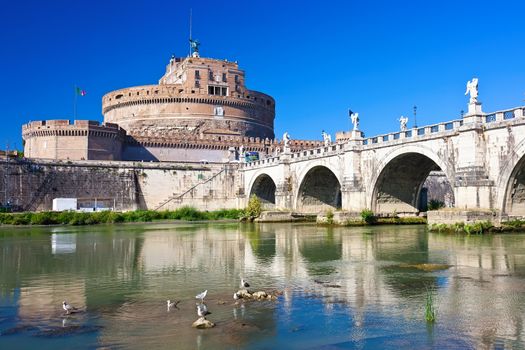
[195,70,200,79]
[195,80,200,88]
[208,85,228,96]
[222,73,227,82]
[234,75,239,83]
[214,106,224,117]
[209,71,213,80]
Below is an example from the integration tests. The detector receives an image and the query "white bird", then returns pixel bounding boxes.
[233,292,240,300]
[240,278,250,289]
[167,299,180,310]
[62,301,78,314]
[196,303,210,317]
[195,290,207,302]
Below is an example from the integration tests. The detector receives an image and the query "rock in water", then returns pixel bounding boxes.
[252,291,268,300]
[192,317,215,329]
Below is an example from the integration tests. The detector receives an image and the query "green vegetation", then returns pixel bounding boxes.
[326,210,334,225]
[429,221,493,234]
[425,288,437,323]
[427,199,445,210]
[243,195,262,220]
[360,209,377,224]
[344,216,427,226]
[0,207,244,226]
[428,219,525,234]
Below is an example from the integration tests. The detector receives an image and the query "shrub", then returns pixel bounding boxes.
[428,199,445,211]
[326,210,334,225]
[360,209,377,224]
[245,195,262,218]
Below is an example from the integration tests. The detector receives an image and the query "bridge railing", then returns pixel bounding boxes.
[362,119,464,145]
[362,106,525,146]
[483,106,525,124]
[242,143,346,168]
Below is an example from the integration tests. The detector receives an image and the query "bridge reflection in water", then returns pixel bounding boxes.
[1,223,524,348]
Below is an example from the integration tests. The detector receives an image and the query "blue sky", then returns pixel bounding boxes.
[1,0,524,149]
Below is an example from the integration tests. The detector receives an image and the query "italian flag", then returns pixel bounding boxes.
[75,87,86,96]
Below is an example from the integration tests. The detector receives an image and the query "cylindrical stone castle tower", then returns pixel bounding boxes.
[102,55,275,140]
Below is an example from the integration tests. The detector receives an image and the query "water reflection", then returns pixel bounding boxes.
[51,233,76,254]
[0,223,525,348]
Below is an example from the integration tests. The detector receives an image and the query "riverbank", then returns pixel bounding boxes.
[429,220,525,234]
[0,207,244,226]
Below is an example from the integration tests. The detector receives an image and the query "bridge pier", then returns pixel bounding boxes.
[341,175,366,212]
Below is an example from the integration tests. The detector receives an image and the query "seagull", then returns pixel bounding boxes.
[195,290,207,302]
[62,301,78,314]
[240,278,250,289]
[233,292,240,300]
[196,303,211,317]
[167,300,180,310]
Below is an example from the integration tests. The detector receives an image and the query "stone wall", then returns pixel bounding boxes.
[0,158,242,212]
[22,120,125,161]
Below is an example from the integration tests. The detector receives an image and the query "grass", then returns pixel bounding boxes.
[0,207,245,226]
[425,288,437,323]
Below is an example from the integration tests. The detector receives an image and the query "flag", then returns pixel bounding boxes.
[75,87,86,96]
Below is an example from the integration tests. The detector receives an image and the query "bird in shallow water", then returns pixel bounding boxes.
[62,301,78,314]
[195,290,207,302]
[167,300,180,310]
[240,278,250,289]
[196,303,211,317]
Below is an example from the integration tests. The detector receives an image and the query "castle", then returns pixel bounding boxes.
[22,47,321,162]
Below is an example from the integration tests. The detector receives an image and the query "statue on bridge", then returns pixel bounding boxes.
[283,131,291,147]
[322,130,332,146]
[283,131,291,153]
[398,115,409,131]
[465,78,479,104]
[350,112,360,131]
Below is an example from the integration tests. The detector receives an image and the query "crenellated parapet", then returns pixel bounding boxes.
[22,120,126,139]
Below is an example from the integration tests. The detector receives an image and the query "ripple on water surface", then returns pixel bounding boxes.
[1,223,525,349]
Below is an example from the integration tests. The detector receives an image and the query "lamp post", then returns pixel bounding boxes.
[413,105,418,129]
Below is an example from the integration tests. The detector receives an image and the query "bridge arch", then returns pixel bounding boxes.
[496,138,525,217]
[248,172,278,208]
[296,165,342,213]
[369,145,455,215]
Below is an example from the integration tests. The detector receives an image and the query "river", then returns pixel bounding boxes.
[1,223,524,349]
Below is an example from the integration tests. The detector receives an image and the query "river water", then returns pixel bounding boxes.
[1,223,525,349]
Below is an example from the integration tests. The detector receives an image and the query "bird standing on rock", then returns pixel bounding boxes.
[197,303,211,317]
[240,278,250,289]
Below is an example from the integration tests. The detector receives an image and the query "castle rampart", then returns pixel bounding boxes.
[22,120,125,161]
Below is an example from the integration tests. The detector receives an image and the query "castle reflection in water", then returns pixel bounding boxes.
[1,224,525,348]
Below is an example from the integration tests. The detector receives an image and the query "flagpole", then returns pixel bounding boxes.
[189,8,192,57]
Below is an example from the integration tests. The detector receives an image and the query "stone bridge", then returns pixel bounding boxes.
[241,104,525,221]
